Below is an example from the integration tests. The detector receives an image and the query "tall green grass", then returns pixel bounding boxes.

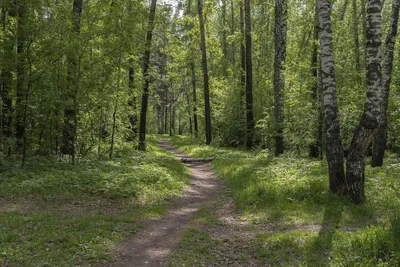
[0,135,189,266]
[170,135,400,266]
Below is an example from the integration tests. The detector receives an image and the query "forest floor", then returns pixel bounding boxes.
[103,140,222,267]
[1,136,400,266]
[0,136,189,266]
[167,136,400,266]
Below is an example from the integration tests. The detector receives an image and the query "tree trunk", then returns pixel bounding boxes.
[15,0,26,151]
[318,0,346,193]
[273,0,287,155]
[61,0,82,157]
[191,62,198,137]
[310,0,323,159]
[138,0,157,151]
[352,0,361,73]
[164,105,168,134]
[127,66,138,141]
[244,0,254,148]
[239,1,246,145]
[198,0,212,144]
[371,0,399,167]
[222,0,227,73]
[1,8,13,153]
[186,92,193,135]
[360,0,368,69]
[169,92,175,136]
[340,0,349,21]
[230,0,235,65]
[110,54,121,159]
[346,0,383,203]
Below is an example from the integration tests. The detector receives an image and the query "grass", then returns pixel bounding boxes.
[0,135,189,266]
[170,135,400,266]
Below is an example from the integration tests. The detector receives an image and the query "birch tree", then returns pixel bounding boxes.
[319,0,384,203]
[318,0,346,193]
[371,0,400,167]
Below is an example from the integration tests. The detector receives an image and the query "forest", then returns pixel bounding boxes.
[0,0,400,265]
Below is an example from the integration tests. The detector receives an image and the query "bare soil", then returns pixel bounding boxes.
[103,140,222,267]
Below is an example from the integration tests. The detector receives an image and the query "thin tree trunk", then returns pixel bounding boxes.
[352,0,361,73]
[138,0,157,150]
[371,0,399,167]
[340,0,349,21]
[164,105,168,134]
[231,0,235,65]
[169,92,175,136]
[22,42,34,168]
[273,0,287,155]
[98,109,103,154]
[178,116,182,135]
[61,0,82,157]
[318,0,346,194]
[239,1,246,145]
[71,59,82,164]
[186,92,193,135]
[346,0,383,203]
[310,0,323,159]
[244,0,254,148]
[110,54,121,159]
[1,8,13,154]
[361,0,367,64]
[198,0,212,144]
[15,0,26,151]
[191,62,198,137]
[222,0,227,72]
[127,65,137,141]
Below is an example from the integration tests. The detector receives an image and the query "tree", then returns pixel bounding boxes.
[191,62,199,137]
[138,0,158,151]
[239,0,246,145]
[61,0,83,163]
[127,65,138,141]
[273,0,287,155]
[318,0,346,194]
[244,0,255,148]
[319,0,384,203]
[309,0,323,159]
[345,0,383,203]
[371,0,400,167]
[1,5,14,155]
[197,0,212,144]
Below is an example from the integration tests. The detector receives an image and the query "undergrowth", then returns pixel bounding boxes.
[170,135,400,266]
[0,135,189,266]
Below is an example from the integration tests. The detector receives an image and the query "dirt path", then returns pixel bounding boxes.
[104,140,222,267]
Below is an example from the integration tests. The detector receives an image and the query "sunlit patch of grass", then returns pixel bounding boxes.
[169,227,220,267]
[0,135,188,205]
[193,205,220,227]
[0,211,137,266]
[0,135,189,266]
[170,135,400,265]
[256,218,400,266]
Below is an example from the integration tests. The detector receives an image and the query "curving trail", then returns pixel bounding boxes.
[104,140,221,267]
